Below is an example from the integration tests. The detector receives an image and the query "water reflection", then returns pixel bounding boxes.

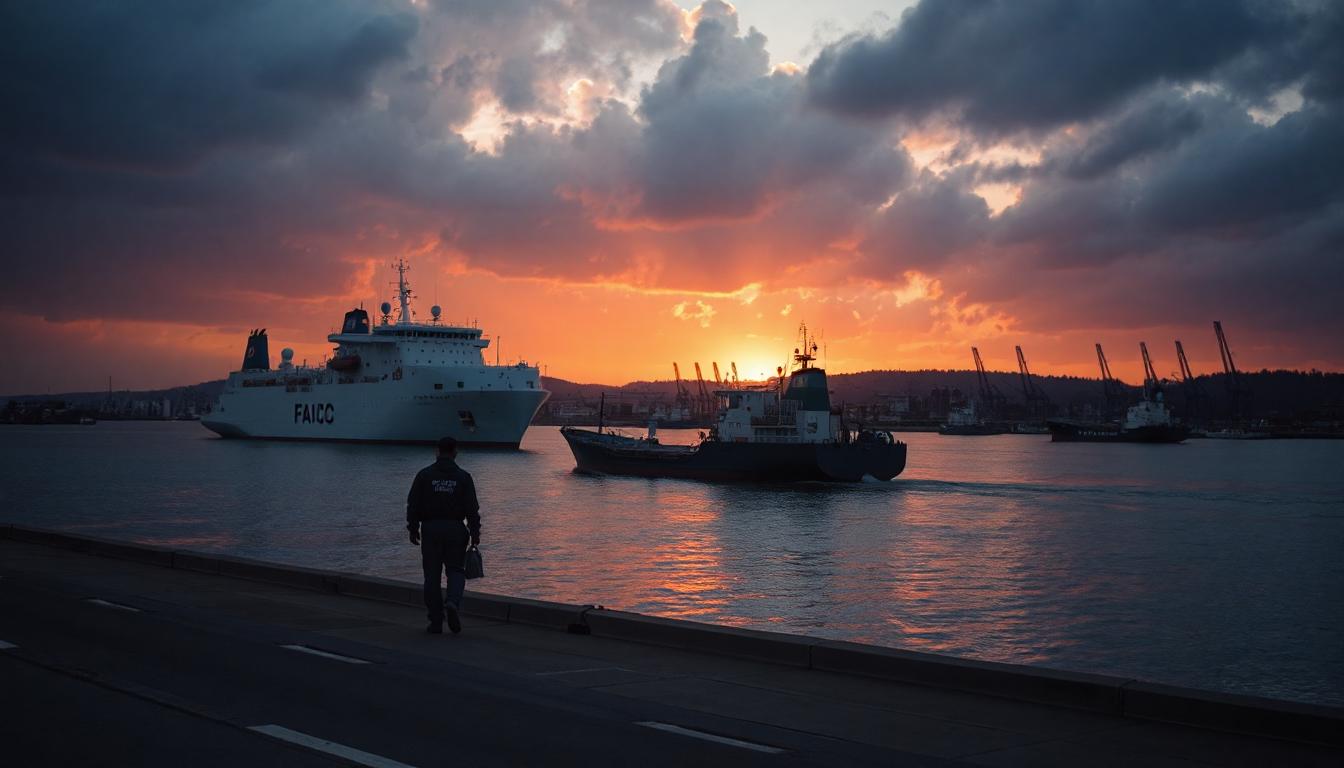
[1,422,1342,706]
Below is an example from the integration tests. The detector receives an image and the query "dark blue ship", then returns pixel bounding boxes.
[561,328,907,482]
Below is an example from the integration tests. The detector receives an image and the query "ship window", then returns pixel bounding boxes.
[458,410,476,428]
[457,381,464,388]
[434,383,443,390]
[527,381,534,389]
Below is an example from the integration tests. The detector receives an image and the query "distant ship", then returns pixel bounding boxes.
[202,260,548,447]
[1047,395,1189,444]
[560,327,907,482]
[938,403,1005,436]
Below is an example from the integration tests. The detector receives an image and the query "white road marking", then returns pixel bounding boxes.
[248,725,417,768]
[87,598,141,612]
[535,666,628,676]
[280,644,371,664]
[0,640,16,650]
[637,722,785,754]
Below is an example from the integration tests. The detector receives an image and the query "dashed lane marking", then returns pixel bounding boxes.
[637,722,785,754]
[535,666,629,676]
[248,725,417,768]
[280,644,371,665]
[86,598,141,612]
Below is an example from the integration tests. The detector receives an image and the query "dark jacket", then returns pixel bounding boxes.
[406,458,480,540]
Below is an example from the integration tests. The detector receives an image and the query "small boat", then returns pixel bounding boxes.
[561,327,906,482]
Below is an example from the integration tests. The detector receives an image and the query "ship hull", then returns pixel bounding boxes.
[203,380,548,448]
[561,428,906,482]
[1047,420,1189,444]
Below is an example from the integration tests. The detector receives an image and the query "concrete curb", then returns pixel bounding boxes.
[4,523,1341,746]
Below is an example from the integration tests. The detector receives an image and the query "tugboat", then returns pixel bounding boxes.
[1047,393,1189,443]
[560,327,907,482]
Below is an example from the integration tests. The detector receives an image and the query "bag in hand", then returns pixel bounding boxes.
[464,545,484,580]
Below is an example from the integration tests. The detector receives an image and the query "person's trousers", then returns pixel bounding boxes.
[421,519,468,624]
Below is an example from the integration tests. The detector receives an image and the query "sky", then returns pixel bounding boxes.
[2,0,1342,393]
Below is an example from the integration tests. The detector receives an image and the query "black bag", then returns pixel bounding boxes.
[464,545,484,580]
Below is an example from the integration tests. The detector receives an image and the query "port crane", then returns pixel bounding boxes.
[693,363,712,417]
[672,363,692,419]
[1139,342,1162,399]
[730,362,740,386]
[1096,343,1125,419]
[712,362,723,388]
[1015,345,1051,419]
[1175,340,1205,420]
[1214,321,1244,419]
[971,347,1007,420]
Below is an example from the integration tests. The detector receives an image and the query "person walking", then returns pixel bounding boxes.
[407,436,480,634]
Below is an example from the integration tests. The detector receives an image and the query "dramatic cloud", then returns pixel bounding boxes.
[1,0,1342,392]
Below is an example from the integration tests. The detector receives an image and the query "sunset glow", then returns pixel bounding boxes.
[2,0,1341,395]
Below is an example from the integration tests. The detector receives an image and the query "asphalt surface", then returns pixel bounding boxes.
[0,561,942,767]
[3,539,1340,767]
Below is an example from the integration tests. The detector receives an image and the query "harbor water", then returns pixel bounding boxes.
[2,421,1341,706]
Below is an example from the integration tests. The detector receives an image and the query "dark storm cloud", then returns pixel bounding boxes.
[2,0,1342,370]
[805,0,1281,133]
[0,0,416,169]
[636,12,910,222]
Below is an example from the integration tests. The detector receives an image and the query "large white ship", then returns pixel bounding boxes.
[202,261,548,447]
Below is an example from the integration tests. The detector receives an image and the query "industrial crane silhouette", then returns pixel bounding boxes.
[1015,345,1051,419]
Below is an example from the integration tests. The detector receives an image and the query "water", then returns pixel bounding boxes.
[2,422,1341,706]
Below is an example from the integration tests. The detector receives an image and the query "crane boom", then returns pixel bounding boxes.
[1175,341,1194,382]
[712,362,722,385]
[1015,345,1032,399]
[1140,342,1157,385]
[730,362,739,385]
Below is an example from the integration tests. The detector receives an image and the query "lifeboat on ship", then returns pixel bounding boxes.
[328,354,361,372]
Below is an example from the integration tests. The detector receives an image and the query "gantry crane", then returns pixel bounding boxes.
[1139,341,1161,399]
[1096,343,1125,419]
[1175,340,1205,421]
[971,347,1007,420]
[1214,321,1244,419]
[672,362,692,418]
[1015,345,1051,419]
[693,362,711,417]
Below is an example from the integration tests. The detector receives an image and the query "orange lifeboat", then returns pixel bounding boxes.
[328,354,361,372]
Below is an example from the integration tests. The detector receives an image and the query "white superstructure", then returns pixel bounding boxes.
[202,261,548,446]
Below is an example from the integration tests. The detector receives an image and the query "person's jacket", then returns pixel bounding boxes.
[406,458,480,540]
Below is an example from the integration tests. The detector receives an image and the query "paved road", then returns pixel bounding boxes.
[0,558,940,767]
[3,539,1340,767]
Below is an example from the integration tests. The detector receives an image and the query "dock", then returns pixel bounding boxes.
[2,524,1340,766]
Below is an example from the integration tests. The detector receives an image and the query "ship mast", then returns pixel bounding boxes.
[394,259,413,325]
[793,323,818,370]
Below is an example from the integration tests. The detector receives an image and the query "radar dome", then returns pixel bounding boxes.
[380,301,392,315]
[281,348,295,361]
[431,305,442,319]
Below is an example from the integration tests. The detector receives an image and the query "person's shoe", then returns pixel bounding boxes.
[426,621,443,634]
[445,605,462,635]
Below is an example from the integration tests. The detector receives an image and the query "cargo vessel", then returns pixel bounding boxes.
[202,260,548,446]
[1047,395,1188,443]
[561,329,906,482]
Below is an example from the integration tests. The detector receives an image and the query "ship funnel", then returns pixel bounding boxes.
[242,329,271,371]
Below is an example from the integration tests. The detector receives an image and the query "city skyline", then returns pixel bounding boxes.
[3,0,1342,393]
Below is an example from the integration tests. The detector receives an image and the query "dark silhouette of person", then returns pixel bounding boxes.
[407,436,480,634]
